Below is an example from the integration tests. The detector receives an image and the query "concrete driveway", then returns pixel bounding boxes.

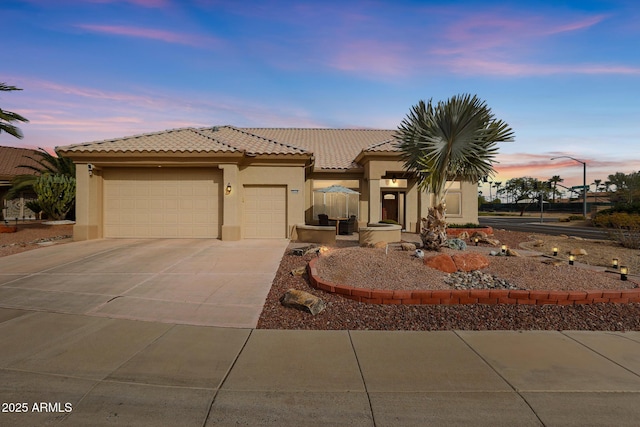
[0,238,289,328]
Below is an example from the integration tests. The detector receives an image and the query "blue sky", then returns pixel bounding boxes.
[2,0,639,192]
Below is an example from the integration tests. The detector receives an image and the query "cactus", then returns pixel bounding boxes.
[33,173,76,220]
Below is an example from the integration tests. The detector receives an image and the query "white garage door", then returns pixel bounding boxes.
[243,186,287,238]
[103,168,221,238]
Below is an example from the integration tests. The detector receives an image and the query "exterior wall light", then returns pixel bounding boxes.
[392,174,397,184]
[569,254,575,265]
[225,183,232,195]
[553,247,558,256]
[612,258,619,269]
[620,266,628,281]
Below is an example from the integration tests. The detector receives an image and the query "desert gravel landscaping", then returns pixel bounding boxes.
[0,221,73,257]
[258,229,640,331]
[2,224,638,331]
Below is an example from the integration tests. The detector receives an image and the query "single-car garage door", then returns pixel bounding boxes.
[243,185,286,238]
[103,168,221,238]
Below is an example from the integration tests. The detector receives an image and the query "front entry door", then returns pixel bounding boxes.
[382,191,405,228]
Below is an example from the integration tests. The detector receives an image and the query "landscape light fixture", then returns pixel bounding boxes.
[569,254,575,265]
[612,258,619,269]
[553,246,558,256]
[474,237,479,246]
[501,245,507,254]
[225,183,232,195]
[620,266,628,281]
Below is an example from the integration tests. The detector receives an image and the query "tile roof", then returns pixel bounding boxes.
[242,128,398,169]
[0,146,42,179]
[56,126,401,170]
[198,127,309,155]
[57,128,240,154]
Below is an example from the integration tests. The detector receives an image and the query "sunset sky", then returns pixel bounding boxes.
[2,0,639,195]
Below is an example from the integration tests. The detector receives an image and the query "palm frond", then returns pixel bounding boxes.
[395,94,514,201]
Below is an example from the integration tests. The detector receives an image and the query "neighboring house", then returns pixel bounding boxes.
[0,146,40,220]
[57,126,478,240]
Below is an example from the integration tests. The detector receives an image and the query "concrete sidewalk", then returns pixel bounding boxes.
[0,309,639,426]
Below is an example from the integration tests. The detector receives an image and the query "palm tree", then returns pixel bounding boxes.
[0,83,29,139]
[548,175,563,203]
[7,148,76,200]
[395,94,514,250]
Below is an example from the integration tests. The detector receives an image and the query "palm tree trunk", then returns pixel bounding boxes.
[420,203,447,251]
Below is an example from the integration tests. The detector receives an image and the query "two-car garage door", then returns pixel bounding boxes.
[103,169,287,239]
[103,168,221,238]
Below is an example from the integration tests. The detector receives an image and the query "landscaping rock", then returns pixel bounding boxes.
[445,238,467,251]
[445,270,519,290]
[452,253,490,271]
[290,266,306,276]
[424,254,457,273]
[480,237,501,246]
[541,258,565,266]
[280,289,326,315]
[532,239,545,247]
[373,241,387,249]
[457,231,469,240]
[414,249,425,259]
[506,248,521,257]
[400,242,417,251]
[470,231,488,239]
[570,248,588,256]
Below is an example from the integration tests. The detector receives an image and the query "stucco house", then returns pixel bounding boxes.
[56,126,478,241]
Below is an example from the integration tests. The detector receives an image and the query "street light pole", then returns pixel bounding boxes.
[551,156,587,219]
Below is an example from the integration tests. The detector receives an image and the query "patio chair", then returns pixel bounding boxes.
[318,214,335,226]
[338,215,357,235]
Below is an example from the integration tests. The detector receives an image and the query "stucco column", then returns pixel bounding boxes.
[73,163,102,240]
[368,178,381,224]
[219,164,241,240]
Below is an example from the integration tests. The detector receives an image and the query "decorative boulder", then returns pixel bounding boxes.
[280,289,326,315]
[457,231,469,240]
[401,242,417,251]
[470,231,488,239]
[290,266,306,276]
[424,254,457,273]
[445,238,467,251]
[452,253,490,271]
[373,241,388,249]
[481,237,501,246]
[570,248,588,256]
[506,249,521,257]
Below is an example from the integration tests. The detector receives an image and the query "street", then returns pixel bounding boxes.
[478,216,611,240]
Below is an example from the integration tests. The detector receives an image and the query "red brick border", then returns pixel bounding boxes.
[307,258,640,306]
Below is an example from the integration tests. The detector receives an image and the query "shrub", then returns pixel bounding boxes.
[592,212,640,229]
[448,223,483,228]
[33,174,76,221]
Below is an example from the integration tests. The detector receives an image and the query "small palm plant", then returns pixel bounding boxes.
[395,94,514,250]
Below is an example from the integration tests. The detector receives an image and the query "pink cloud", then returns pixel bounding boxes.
[76,24,222,49]
[327,40,412,77]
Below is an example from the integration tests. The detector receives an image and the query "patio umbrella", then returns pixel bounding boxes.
[314,185,360,218]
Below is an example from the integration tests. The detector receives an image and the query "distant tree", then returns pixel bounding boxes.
[608,171,640,206]
[503,177,550,216]
[493,181,502,203]
[548,175,563,203]
[396,94,514,250]
[0,83,29,139]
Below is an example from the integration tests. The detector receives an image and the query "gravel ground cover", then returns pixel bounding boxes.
[257,230,640,331]
[0,221,73,257]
